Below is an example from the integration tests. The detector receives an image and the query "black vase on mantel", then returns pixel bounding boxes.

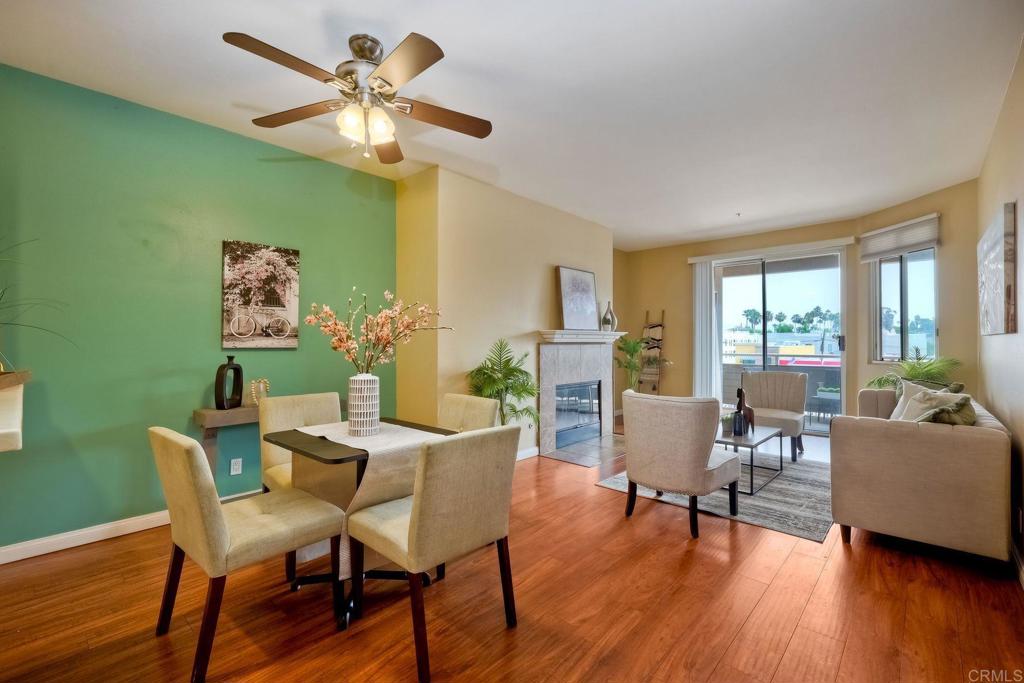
[215,355,243,410]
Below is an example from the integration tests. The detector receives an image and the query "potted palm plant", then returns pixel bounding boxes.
[865,347,962,389]
[468,339,539,427]
[0,238,71,452]
[615,335,647,391]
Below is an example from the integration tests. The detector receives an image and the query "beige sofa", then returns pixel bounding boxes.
[831,388,1011,560]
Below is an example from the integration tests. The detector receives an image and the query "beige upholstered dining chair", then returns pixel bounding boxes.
[347,425,521,683]
[621,390,740,538]
[258,392,343,581]
[258,392,343,491]
[149,427,345,683]
[741,371,808,461]
[438,393,499,432]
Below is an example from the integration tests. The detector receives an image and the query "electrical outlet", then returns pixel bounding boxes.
[230,458,242,476]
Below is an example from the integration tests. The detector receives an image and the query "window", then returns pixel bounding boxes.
[875,248,936,360]
[261,286,285,308]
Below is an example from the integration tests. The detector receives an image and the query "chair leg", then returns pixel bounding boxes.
[408,572,431,683]
[728,482,738,516]
[840,524,851,544]
[191,575,226,683]
[625,480,637,517]
[496,537,517,628]
[790,437,798,462]
[350,538,364,620]
[156,544,185,636]
[655,490,663,497]
[330,535,346,629]
[689,496,699,538]
[797,435,805,454]
[435,563,446,581]
[285,551,297,583]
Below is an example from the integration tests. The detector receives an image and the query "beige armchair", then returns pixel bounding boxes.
[621,390,740,538]
[149,427,345,683]
[258,392,343,491]
[348,425,521,683]
[741,371,808,461]
[438,393,499,432]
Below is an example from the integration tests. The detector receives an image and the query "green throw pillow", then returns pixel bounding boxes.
[900,391,977,426]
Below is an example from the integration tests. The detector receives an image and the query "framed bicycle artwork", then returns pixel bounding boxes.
[222,240,300,349]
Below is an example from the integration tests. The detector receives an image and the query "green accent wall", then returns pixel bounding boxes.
[0,65,396,547]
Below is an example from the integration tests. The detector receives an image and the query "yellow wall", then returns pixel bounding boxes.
[612,248,631,409]
[395,167,440,425]
[615,179,979,413]
[977,40,1024,553]
[396,167,614,452]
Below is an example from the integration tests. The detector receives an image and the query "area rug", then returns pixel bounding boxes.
[596,459,833,542]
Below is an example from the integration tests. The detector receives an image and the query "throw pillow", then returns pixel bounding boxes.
[894,378,965,401]
[889,379,930,420]
[898,390,977,426]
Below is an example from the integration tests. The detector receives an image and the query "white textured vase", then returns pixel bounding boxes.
[347,373,380,436]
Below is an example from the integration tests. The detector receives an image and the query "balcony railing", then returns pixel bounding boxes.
[721,354,841,432]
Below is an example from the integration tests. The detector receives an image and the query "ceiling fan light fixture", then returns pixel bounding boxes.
[367,106,396,145]
[336,102,365,142]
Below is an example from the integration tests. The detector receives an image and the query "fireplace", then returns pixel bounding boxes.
[555,381,601,448]
[537,335,619,454]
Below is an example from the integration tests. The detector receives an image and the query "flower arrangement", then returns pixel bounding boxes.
[305,288,450,374]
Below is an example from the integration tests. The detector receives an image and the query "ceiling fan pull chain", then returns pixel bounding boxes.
[362,108,371,159]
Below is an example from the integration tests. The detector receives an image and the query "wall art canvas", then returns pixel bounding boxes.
[557,266,599,330]
[978,201,1017,336]
[222,240,300,348]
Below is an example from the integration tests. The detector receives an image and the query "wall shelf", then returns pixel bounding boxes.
[0,371,32,391]
[0,371,30,453]
[192,406,259,472]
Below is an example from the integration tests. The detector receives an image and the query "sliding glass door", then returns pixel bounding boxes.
[716,252,844,434]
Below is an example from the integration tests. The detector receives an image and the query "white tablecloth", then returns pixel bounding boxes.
[297,420,444,456]
[290,420,447,571]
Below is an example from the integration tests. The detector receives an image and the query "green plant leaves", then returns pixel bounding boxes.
[468,338,540,427]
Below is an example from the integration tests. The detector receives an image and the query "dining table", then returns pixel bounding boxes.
[262,416,456,627]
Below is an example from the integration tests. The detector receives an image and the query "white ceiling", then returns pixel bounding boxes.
[2,1,1023,250]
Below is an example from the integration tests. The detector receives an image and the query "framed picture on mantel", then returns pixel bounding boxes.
[557,266,599,330]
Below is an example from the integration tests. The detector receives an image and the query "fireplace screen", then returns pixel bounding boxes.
[555,381,601,448]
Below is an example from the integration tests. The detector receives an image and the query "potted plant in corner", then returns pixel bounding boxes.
[467,339,540,428]
[865,347,962,390]
[0,238,70,452]
[615,335,647,391]
[306,289,449,436]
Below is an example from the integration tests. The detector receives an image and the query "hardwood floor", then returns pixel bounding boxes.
[1,455,1023,682]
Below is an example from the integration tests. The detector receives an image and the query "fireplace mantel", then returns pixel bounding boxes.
[537,341,614,454]
[538,330,626,344]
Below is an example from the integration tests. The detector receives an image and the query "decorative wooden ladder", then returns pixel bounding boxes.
[638,310,665,394]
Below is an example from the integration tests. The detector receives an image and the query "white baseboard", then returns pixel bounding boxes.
[517,446,539,461]
[0,488,261,566]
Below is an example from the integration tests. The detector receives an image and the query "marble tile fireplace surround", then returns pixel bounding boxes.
[537,330,624,454]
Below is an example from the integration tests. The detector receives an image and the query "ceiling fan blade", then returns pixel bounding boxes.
[368,33,443,92]
[252,100,345,128]
[392,98,492,139]
[374,139,404,164]
[224,32,338,85]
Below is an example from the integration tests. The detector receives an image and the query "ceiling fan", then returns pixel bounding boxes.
[223,31,492,164]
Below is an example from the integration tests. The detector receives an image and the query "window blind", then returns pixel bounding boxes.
[859,213,939,262]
